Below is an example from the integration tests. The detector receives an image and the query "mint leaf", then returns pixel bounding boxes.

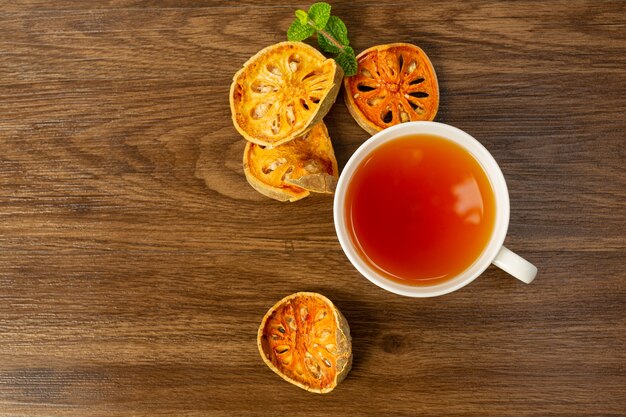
[317,31,341,54]
[287,20,315,41]
[324,16,348,46]
[308,2,331,30]
[336,45,357,76]
[295,9,308,25]
[285,3,358,77]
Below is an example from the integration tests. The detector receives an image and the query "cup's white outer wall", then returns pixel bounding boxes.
[333,122,512,297]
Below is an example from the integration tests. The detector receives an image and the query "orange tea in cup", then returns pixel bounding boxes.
[344,134,496,285]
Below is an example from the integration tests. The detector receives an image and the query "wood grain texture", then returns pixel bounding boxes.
[0,1,624,416]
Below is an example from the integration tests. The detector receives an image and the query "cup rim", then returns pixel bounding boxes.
[333,121,510,297]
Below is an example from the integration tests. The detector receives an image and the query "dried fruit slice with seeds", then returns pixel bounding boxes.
[243,122,338,202]
[344,43,439,135]
[258,292,352,394]
[230,41,343,147]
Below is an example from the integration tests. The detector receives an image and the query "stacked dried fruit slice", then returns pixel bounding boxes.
[258,292,352,393]
[230,41,342,201]
[230,41,342,147]
[344,43,440,134]
[243,122,338,202]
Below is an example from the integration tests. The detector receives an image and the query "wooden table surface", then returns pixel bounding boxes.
[1,1,625,416]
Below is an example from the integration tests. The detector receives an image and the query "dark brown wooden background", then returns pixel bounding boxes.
[1,1,624,416]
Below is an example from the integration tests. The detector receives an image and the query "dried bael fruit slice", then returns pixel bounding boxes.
[344,43,439,135]
[258,292,352,394]
[243,122,338,202]
[230,41,343,147]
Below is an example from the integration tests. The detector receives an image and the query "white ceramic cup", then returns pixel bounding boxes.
[333,122,537,297]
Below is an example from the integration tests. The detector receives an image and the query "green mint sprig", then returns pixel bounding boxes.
[287,2,357,76]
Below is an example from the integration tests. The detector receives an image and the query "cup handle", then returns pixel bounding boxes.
[492,246,537,284]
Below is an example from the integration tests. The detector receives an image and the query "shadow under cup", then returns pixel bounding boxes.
[333,122,510,298]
